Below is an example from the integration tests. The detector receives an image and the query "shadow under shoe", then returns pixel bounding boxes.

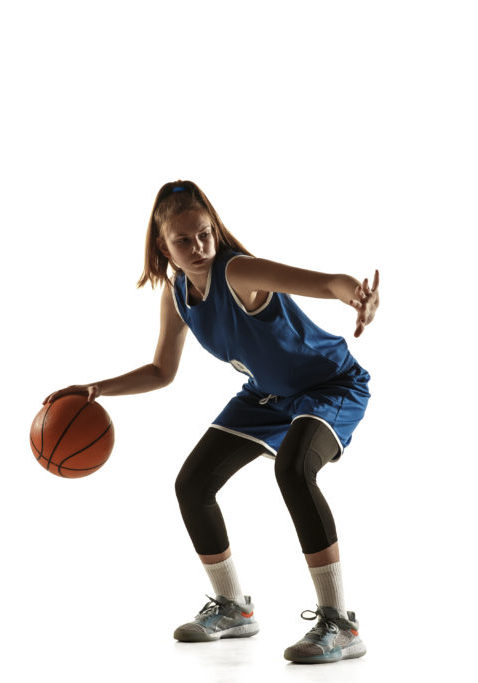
[284,605,367,664]
[174,594,260,642]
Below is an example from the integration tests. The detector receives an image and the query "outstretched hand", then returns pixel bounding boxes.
[350,270,380,338]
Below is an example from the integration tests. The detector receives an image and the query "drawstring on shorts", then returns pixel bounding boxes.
[258,393,279,405]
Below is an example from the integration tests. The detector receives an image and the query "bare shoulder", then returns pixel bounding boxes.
[225,254,255,288]
[225,255,270,313]
[225,254,299,292]
[226,255,334,300]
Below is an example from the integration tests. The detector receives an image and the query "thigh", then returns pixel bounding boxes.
[175,426,264,495]
[275,416,341,480]
[291,377,371,459]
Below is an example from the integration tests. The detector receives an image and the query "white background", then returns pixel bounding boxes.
[1,1,476,681]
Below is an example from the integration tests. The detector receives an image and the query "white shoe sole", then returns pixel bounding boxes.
[174,622,260,642]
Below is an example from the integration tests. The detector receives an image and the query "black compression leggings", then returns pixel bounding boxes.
[174,417,341,556]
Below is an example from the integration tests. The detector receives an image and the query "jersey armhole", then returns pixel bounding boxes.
[225,255,274,316]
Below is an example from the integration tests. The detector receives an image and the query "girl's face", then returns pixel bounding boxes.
[158,210,217,274]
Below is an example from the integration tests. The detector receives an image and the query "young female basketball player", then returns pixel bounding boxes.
[44,180,380,664]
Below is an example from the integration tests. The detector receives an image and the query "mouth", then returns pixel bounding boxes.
[193,257,206,264]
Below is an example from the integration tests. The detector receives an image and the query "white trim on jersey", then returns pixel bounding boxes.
[185,263,213,308]
[225,255,274,316]
[210,424,277,459]
[291,414,344,457]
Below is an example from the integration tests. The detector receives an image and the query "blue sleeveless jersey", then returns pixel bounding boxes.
[171,248,359,397]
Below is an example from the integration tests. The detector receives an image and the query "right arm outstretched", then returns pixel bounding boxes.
[43,282,188,404]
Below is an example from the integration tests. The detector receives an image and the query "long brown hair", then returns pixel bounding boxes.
[137,180,254,290]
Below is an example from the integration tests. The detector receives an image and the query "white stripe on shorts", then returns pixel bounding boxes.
[210,424,277,459]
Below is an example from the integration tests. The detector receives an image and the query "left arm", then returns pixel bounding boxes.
[227,257,380,338]
[226,256,338,299]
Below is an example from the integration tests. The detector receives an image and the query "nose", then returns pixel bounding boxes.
[191,237,202,255]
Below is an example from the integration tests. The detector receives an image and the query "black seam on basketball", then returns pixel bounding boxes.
[57,422,112,476]
[30,435,41,459]
[40,402,53,462]
[35,452,110,476]
[46,401,90,470]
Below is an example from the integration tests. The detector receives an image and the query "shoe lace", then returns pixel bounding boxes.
[198,594,226,617]
[300,608,339,636]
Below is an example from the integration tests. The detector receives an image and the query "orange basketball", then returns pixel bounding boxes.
[30,395,115,478]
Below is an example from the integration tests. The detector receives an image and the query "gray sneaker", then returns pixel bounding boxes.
[284,605,366,663]
[174,594,260,642]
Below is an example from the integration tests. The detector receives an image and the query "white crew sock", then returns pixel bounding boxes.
[202,556,245,605]
[309,561,348,618]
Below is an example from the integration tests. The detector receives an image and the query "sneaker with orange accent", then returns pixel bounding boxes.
[283,605,366,663]
[173,594,259,642]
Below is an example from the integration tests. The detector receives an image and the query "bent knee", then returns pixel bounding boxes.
[275,418,340,484]
[174,469,191,502]
[175,468,218,507]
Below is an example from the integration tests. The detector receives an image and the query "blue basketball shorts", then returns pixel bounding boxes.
[211,361,371,462]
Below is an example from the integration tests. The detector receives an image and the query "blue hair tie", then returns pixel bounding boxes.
[172,186,186,193]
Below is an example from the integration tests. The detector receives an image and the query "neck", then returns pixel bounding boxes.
[185,268,210,298]
[187,276,206,298]
[181,254,216,297]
